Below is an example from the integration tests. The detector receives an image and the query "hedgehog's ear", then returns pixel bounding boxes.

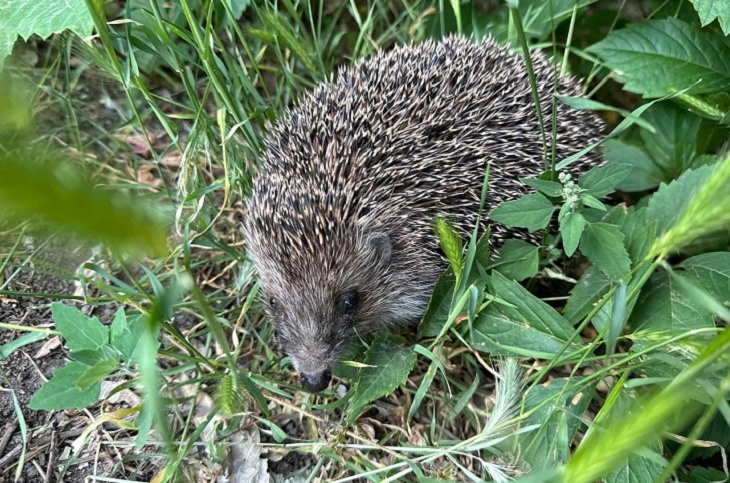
[367,232,392,267]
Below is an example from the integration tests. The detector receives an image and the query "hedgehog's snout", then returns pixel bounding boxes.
[300,369,332,392]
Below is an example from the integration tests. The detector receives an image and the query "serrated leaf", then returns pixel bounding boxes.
[435,218,463,280]
[77,358,119,390]
[563,265,612,324]
[520,378,594,470]
[472,273,584,358]
[522,177,563,197]
[490,193,555,232]
[110,308,139,361]
[580,223,631,281]
[588,18,730,98]
[492,239,539,281]
[604,140,664,192]
[51,302,108,352]
[640,103,702,175]
[629,272,715,333]
[560,211,586,257]
[348,334,416,416]
[419,270,456,338]
[690,0,730,35]
[681,252,730,304]
[29,361,101,410]
[646,164,714,235]
[0,0,93,70]
[578,163,634,198]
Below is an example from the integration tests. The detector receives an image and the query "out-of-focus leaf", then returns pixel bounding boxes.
[0,154,169,257]
[689,0,730,35]
[492,238,539,281]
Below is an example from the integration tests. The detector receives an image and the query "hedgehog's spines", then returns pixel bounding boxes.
[244,35,603,390]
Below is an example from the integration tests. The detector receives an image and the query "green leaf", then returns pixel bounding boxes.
[629,272,715,333]
[604,140,664,192]
[522,177,563,197]
[489,193,554,232]
[419,270,456,338]
[492,239,539,281]
[0,154,169,257]
[29,361,101,410]
[646,164,714,235]
[560,211,586,257]
[603,206,657,265]
[76,358,119,390]
[690,0,730,35]
[51,302,108,352]
[110,308,138,361]
[518,0,597,39]
[471,273,584,358]
[604,448,665,482]
[435,218,463,280]
[348,334,416,416]
[588,18,730,98]
[639,103,702,175]
[0,0,93,70]
[0,332,45,359]
[578,163,634,198]
[680,252,730,305]
[580,223,631,281]
[519,378,594,470]
[563,265,612,324]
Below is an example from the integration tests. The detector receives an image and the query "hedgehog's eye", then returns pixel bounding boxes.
[340,291,359,314]
[269,297,279,312]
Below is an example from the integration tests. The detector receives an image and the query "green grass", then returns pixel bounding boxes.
[1,0,730,481]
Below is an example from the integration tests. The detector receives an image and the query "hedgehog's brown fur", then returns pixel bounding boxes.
[245,35,603,392]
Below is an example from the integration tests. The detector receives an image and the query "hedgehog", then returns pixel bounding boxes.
[244,35,602,392]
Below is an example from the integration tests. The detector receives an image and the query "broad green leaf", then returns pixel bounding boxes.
[639,103,702,175]
[629,272,715,333]
[489,193,554,232]
[578,163,633,198]
[604,140,664,192]
[51,302,108,352]
[110,308,139,362]
[348,334,416,416]
[580,223,631,281]
[681,252,730,304]
[563,265,612,324]
[520,378,594,470]
[435,218,463,280]
[560,211,586,257]
[29,361,101,410]
[491,238,539,281]
[522,177,563,197]
[518,0,597,39]
[588,18,730,98]
[602,206,657,265]
[472,273,584,358]
[646,164,713,235]
[689,466,730,483]
[76,358,119,390]
[690,0,730,35]
[0,0,93,70]
[0,154,169,257]
[418,270,456,338]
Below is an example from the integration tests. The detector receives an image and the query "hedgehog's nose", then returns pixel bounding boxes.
[300,370,332,392]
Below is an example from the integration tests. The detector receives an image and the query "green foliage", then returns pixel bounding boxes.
[589,18,730,98]
[690,0,730,35]
[489,193,554,232]
[348,333,416,418]
[5,0,730,480]
[0,0,93,69]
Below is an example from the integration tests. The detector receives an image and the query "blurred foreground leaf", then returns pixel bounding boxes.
[0,154,169,257]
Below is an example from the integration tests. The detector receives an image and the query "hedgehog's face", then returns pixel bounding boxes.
[253,231,394,392]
